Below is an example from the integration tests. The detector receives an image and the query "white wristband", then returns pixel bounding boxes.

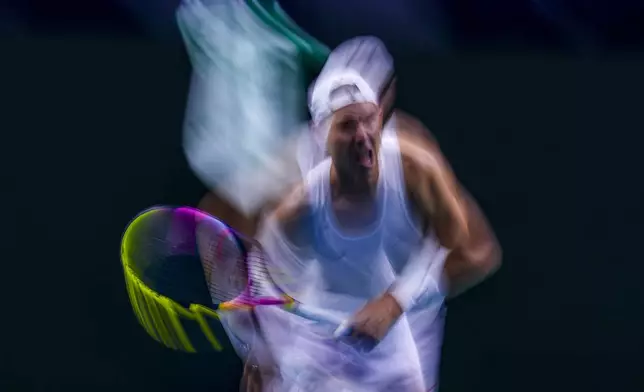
[389,247,450,312]
[390,276,441,312]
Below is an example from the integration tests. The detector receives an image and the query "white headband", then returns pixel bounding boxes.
[308,70,378,125]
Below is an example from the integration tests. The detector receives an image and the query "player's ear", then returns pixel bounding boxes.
[377,107,384,128]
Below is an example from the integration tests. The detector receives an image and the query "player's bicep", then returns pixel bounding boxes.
[401,138,468,249]
[257,183,315,263]
[271,184,313,246]
[427,164,469,249]
[257,184,315,295]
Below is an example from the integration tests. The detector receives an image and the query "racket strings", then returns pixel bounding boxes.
[197,223,249,304]
[245,246,276,298]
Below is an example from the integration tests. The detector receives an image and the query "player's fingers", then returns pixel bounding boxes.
[356,315,377,336]
[349,319,368,338]
[240,364,260,392]
[361,319,389,342]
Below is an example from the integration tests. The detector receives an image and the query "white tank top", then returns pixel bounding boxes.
[250,121,446,391]
[298,130,428,314]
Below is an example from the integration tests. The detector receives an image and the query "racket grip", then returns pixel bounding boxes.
[334,325,379,353]
[352,336,379,353]
[333,322,380,353]
[333,321,352,338]
[294,306,379,352]
[291,304,346,326]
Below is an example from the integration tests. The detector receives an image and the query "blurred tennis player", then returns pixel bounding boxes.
[197,36,501,391]
[230,42,503,392]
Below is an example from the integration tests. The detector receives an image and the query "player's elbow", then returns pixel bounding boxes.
[472,239,502,278]
[461,237,502,281]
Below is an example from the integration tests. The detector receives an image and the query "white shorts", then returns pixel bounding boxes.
[256,306,426,392]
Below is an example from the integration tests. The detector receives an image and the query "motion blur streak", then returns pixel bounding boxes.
[178,0,306,215]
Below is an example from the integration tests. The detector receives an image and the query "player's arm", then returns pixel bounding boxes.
[226,184,315,390]
[390,129,502,309]
[269,183,313,244]
[197,192,282,390]
[197,191,262,237]
[257,182,315,285]
[439,186,502,298]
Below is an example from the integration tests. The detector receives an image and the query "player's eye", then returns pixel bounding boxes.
[340,120,357,132]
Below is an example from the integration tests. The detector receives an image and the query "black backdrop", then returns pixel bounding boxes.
[2,35,643,391]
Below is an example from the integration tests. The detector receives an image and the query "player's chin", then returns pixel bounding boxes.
[357,157,375,172]
[355,164,374,174]
[345,160,373,174]
[351,151,375,170]
[347,165,374,179]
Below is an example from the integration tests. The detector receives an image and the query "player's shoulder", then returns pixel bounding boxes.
[271,182,312,227]
[394,110,438,146]
[272,155,331,221]
[394,112,443,180]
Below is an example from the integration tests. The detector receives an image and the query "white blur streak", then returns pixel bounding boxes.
[177,0,305,215]
[315,36,394,96]
[295,120,329,177]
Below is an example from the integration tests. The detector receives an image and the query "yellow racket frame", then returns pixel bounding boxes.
[121,208,225,353]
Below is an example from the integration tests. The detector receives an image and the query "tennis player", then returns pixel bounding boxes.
[242,62,502,390]
[198,37,501,392]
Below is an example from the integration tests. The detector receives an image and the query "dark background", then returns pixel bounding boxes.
[2,0,643,391]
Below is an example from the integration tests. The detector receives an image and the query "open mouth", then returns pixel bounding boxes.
[356,148,374,168]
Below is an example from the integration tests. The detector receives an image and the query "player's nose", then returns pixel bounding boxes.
[354,125,368,144]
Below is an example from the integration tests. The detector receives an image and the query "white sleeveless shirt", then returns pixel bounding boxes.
[250,127,447,391]
[199,112,447,391]
[296,130,426,312]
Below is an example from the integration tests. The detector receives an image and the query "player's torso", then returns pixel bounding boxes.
[302,131,425,301]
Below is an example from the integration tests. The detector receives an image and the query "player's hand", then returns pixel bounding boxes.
[239,329,281,392]
[344,292,403,344]
[240,355,280,392]
[240,359,263,392]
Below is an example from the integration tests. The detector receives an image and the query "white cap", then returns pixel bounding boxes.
[322,36,394,96]
[308,69,378,125]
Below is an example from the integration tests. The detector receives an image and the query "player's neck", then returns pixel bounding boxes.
[330,164,379,201]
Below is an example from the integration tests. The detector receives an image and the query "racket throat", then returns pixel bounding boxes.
[219,294,293,311]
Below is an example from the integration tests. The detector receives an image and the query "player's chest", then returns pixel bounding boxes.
[310,202,422,265]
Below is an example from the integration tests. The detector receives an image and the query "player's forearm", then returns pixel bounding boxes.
[443,241,501,298]
[389,236,501,309]
[444,190,502,298]
[390,192,501,308]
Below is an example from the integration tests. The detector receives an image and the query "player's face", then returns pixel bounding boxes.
[328,102,382,175]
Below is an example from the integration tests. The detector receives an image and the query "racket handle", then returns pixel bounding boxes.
[290,304,346,326]
[333,320,352,338]
[333,323,379,353]
[292,305,379,352]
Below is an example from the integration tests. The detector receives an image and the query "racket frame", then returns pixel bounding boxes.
[211,224,297,312]
[210,218,349,329]
[124,206,349,336]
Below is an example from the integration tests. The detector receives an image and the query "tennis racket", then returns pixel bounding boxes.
[121,205,358,353]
